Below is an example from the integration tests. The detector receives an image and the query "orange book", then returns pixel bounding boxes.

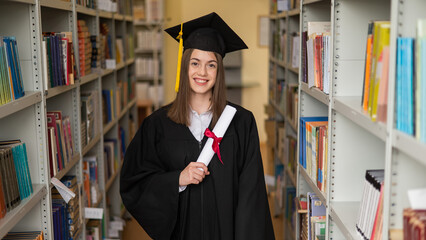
[363,34,373,112]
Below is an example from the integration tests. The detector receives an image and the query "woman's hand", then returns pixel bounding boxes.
[179,162,210,186]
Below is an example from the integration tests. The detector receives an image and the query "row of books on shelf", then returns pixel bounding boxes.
[404,208,426,240]
[100,23,113,69]
[47,111,76,177]
[76,0,96,9]
[133,0,163,22]
[136,30,162,50]
[2,231,44,240]
[78,20,94,76]
[271,29,300,69]
[135,82,163,105]
[0,36,25,106]
[104,130,125,182]
[395,20,426,142]
[135,57,159,78]
[52,175,81,240]
[299,117,329,193]
[0,140,33,218]
[361,21,390,123]
[83,155,100,208]
[356,169,384,240]
[286,84,298,128]
[270,0,299,14]
[298,192,326,240]
[42,32,77,90]
[81,90,99,148]
[301,22,331,95]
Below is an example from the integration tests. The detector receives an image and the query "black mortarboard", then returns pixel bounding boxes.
[165,12,248,58]
[165,12,248,92]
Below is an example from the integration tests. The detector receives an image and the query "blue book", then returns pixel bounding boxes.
[421,38,426,142]
[299,117,328,169]
[3,38,17,99]
[10,37,23,98]
[396,38,403,132]
[11,37,24,98]
[397,38,415,135]
[406,38,414,135]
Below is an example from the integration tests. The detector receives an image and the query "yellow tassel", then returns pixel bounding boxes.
[175,23,184,92]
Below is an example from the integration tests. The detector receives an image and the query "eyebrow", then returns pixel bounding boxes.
[190,58,217,63]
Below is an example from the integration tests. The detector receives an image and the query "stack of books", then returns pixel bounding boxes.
[52,175,81,240]
[356,169,385,240]
[299,117,328,192]
[403,208,426,239]
[361,21,391,123]
[0,140,34,218]
[302,22,331,94]
[77,20,92,77]
[0,36,25,106]
[47,111,75,176]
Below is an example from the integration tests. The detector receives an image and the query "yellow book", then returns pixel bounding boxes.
[368,21,390,116]
[371,23,391,121]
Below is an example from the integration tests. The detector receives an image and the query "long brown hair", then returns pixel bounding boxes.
[167,48,227,127]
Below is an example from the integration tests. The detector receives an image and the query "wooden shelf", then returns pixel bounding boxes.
[75,4,96,16]
[0,92,42,120]
[82,133,101,156]
[40,0,72,10]
[46,84,78,99]
[52,153,81,182]
[333,96,386,141]
[300,82,329,106]
[329,201,359,240]
[80,73,99,85]
[0,185,47,238]
[299,166,326,206]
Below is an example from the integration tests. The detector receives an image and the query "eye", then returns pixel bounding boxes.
[208,63,217,68]
[190,61,198,66]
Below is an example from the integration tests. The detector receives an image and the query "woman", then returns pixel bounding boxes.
[120,12,274,239]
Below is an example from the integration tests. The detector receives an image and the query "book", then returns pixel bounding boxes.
[356,169,384,240]
[371,23,390,122]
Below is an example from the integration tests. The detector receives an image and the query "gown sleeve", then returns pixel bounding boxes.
[234,112,275,240]
[120,116,181,239]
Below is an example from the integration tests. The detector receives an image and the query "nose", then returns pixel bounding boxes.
[198,65,207,76]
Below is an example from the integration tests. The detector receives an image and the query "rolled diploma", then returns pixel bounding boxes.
[196,105,237,167]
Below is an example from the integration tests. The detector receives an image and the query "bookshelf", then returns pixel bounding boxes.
[0,0,136,239]
[276,0,426,239]
[133,0,164,111]
[267,1,300,239]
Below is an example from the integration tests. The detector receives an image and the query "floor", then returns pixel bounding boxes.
[121,142,284,239]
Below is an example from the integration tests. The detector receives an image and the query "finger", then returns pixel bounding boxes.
[192,168,206,177]
[192,172,204,182]
[191,179,200,184]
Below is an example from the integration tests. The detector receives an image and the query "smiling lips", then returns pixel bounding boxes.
[194,78,209,86]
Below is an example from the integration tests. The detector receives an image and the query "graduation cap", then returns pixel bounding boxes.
[165,12,248,92]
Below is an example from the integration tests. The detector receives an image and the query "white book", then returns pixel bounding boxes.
[41,40,49,90]
[307,37,315,88]
[307,22,331,36]
[292,35,300,69]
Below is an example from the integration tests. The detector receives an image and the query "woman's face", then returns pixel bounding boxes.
[188,49,218,97]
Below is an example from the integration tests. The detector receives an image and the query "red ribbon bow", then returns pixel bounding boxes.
[204,128,223,165]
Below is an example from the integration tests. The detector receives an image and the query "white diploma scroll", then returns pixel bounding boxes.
[196,105,237,167]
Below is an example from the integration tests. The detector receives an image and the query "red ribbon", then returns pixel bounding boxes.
[204,128,223,165]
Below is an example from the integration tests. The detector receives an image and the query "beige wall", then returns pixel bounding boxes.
[163,0,269,142]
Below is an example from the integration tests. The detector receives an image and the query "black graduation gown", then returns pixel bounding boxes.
[120,102,275,240]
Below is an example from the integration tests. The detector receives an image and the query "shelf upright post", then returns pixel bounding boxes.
[32,1,53,239]
[383,0,400,239]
